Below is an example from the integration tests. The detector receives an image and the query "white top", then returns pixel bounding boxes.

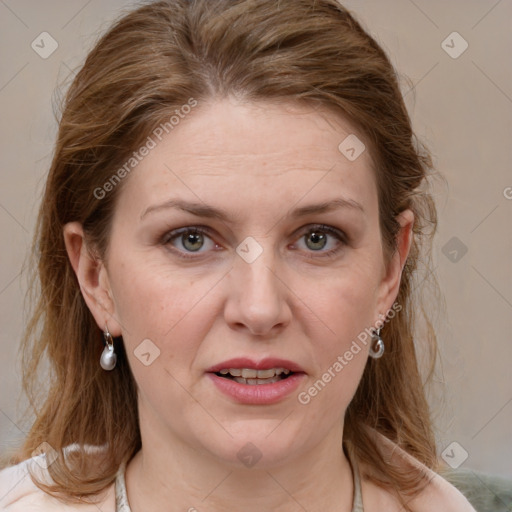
[0,432,476,511]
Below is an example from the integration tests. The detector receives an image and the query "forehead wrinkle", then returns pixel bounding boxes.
[166,164,333,179]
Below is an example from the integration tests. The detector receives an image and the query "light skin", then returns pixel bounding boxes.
[64,98,413,512]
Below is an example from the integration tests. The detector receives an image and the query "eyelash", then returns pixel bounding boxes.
[295,224,348,259]
[161,224,347,260]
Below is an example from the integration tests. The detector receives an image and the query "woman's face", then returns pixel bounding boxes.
[77,98,411,468]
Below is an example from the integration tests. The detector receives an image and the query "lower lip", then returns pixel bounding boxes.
[207,372,305,405]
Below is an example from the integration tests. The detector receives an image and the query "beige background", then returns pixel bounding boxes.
[0,0,510,479]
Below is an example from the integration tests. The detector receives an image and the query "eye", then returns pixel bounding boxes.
[161,224,347,260]
[293,224,347,257]
[162,227,219,257]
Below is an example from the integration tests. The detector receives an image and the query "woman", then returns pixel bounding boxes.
[0,0,477,510]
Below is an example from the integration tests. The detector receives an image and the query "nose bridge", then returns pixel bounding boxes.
[236,237,281,302]
[225,237,290,334]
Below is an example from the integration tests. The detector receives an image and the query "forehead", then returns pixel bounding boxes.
[115,98,378,221]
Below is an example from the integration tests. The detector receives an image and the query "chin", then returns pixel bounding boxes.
[195,421,306,470]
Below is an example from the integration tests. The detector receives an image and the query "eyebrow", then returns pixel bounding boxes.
[140,197,364,222]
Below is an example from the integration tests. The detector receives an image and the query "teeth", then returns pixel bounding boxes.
[233,376,282,385]
[221,367,292,379]
[255,368,276,378]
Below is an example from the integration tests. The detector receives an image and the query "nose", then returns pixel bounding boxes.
[223,248,292,337]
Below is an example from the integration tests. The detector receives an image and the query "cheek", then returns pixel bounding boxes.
[300,261,380,341]
[292,258,379,396]
[109,261,218,415]
[108,254,220,363]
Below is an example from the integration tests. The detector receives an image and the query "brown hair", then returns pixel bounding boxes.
[15,0,440,508]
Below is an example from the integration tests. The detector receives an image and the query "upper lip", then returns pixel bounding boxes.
[206,357,305,374]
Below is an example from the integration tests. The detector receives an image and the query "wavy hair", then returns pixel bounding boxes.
[14,0,440,508]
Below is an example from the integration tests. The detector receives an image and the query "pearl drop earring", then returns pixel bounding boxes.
[100,323,117,370]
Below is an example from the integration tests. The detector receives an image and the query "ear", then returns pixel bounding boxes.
[63,222,122,337]
[374,209,414,318]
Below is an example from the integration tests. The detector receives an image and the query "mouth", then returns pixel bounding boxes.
[214,367,293,385]
[206,357,306,404]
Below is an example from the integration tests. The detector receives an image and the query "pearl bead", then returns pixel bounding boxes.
[100,346,117,370]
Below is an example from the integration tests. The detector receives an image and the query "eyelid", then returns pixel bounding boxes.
[161,226,221,260]
[161,223,348,259]
[295,223,348,244]
[161,225,214,244]
[290,223,347,258]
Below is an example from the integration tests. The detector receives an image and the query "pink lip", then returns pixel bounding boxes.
[206,357,305,373]
[207,373,305,405]
[206,357,306,405]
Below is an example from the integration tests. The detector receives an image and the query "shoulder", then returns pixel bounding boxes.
[0,451,115,512]
[362,429,477,512]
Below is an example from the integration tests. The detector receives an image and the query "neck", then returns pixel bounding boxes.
[125,419,355,512]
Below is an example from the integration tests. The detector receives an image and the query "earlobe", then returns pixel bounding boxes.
[63,222,122,336]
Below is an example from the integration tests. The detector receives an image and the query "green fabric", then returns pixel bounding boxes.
[440,467,512,512]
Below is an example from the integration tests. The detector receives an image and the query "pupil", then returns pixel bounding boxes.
[183,232,203,251]
[306,231,326,250]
